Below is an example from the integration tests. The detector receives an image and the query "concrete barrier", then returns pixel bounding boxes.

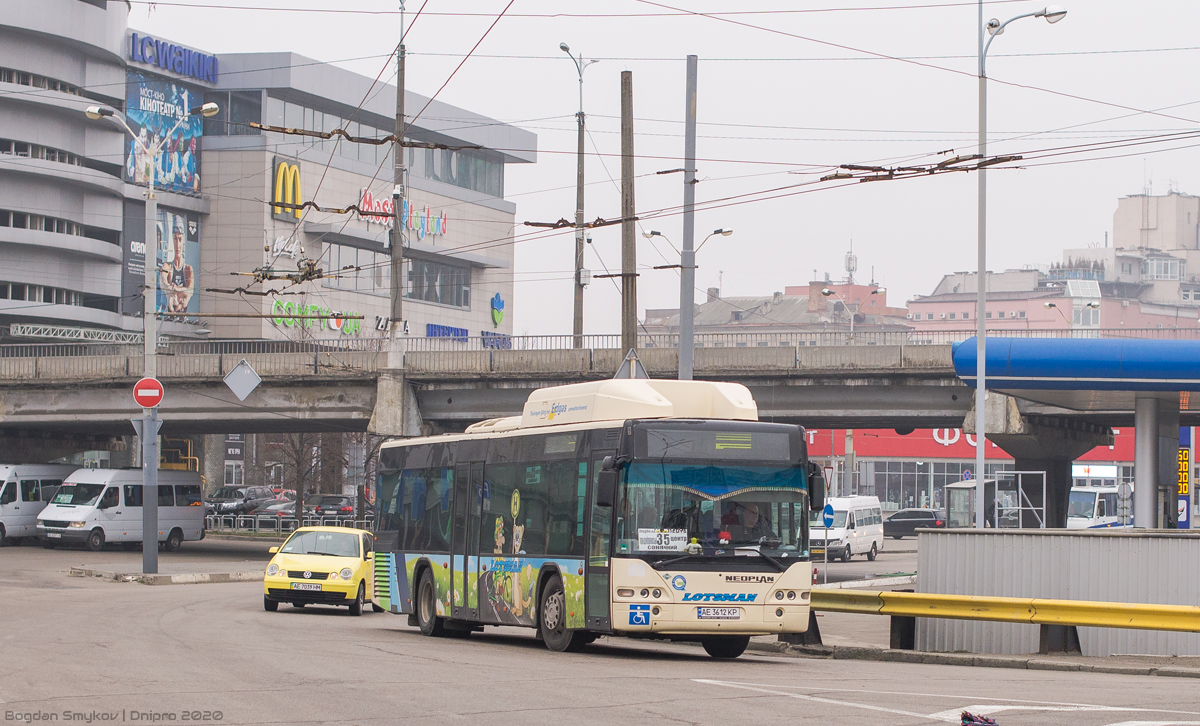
[798,345,903,371]
[696,346,796,371]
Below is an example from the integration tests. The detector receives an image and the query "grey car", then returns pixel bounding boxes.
[207,486,275,516]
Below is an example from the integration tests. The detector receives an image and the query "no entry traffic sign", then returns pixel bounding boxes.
[133,377,164,408]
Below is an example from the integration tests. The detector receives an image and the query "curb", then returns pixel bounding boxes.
[745,641,1200,679]
[203,532,288,543]
[69,566,264,585]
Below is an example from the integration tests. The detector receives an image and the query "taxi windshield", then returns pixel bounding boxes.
[281,530,359,557]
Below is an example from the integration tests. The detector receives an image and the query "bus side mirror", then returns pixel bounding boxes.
[807,462,825,513]
[597,457,618,508]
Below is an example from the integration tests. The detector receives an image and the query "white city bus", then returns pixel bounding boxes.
[372,379,822,658]
[1067,485,1129,529]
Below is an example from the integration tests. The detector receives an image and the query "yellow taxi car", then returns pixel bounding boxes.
[263,526,380,615]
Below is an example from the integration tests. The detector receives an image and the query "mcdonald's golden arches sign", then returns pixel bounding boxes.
[272,157,302,222]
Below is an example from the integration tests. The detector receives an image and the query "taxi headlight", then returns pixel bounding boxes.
[267,563,279,576]
[69,521,86,528]
[340,568,354,580]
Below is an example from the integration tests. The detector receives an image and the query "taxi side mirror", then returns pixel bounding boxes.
[268,546,279,554]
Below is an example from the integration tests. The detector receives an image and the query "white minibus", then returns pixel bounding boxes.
[1067,485,1129,529]
[808,495,884,562]
[36,469,205,551]
[0,464,78,545]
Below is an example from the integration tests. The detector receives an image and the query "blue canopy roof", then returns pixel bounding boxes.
[952,338,1200,391]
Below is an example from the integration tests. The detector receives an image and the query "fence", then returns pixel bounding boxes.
[3,328,1200,359]
[205,514,371,535]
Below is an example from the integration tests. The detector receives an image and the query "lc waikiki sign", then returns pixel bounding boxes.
[129,33,218,84]
[358,190,448,240]
[271,300,362,336]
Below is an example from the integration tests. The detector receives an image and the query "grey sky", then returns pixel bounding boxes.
[134,0,1200,335]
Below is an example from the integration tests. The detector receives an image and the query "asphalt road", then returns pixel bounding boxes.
[3,540,1196,726]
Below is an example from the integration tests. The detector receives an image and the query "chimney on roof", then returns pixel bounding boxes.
[707,287,720,302]
[772,291,783,304]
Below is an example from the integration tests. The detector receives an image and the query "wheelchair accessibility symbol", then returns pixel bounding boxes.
[629,603,651,625]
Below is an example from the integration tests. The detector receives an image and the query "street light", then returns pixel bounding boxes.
[973,3,1066,529]
[821,286,884,340]
[85,101,218,574]
[646,229,733,367]
[560,43,599,348]
[695,227,733,252]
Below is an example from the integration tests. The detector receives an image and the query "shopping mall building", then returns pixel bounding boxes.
[0,0,533,344]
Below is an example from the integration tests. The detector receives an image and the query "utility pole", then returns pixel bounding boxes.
[678,55,698,380]
[573,63,586,349]
[142,165,159,575]
[390,2,407,338]
[620,71,637,354]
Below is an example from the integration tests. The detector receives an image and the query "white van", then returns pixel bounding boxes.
[808,495,884,562]
[36,469,205,552]
[1067,485,1130,529]
[0,464,78,546]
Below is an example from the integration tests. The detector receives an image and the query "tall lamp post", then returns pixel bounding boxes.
[821,287,884,342]
[560,43,598,348]
[974,3,1065,528]
[645,227,731,374]
[86,101,218,573]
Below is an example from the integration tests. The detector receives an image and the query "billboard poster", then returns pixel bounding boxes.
[124,70,203,196]
[120,202,200,317]
[156,208,200,315]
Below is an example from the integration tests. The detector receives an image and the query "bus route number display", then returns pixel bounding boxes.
[639,528,687,552]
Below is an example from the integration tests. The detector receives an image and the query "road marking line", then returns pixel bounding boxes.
[928,706,1142,720]
[694,679,954,722]
[1103,722,1200,726]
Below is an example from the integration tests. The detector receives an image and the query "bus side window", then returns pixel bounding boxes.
[1096,497,1106,518]
[175,485,202,506]
[124,485,143,507]
[20,479,39,502]
[0,483,14,505]
[158,485,175,507]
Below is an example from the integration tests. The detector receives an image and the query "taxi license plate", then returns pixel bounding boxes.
[47,533,62,538]
[697,607,740,620]
[291,583,321,591]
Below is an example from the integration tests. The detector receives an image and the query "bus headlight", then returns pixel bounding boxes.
[775,591,784,600]
[787,591,797,600]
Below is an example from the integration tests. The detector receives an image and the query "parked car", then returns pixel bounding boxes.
[207,486,275,516]
[883,508,946,539]
[263,526,382,614]
[308,495,355,518]
[250,500,296,518]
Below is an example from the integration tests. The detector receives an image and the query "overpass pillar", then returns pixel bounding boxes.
[368,372,423,438]
[1134,394,1180,529]
[966,393,1112,528]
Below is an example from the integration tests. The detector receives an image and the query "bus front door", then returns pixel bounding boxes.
[451,462,483,621]
[585,453,613,632]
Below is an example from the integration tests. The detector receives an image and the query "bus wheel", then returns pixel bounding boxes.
[867,543,877,562]
[416,568,446,636]
[164,529,183,552]
[702,636,750,659]
[86,529,105,552]
[371,602,385,613]
[42,538,57,549]
[539,574,587,653]
[0,524,6,546]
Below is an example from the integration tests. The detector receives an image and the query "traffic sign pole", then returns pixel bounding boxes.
[133,377,164,574]
[142,406,158,574]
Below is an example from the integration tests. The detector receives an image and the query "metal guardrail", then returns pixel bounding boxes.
[811,589,1200,633]
[3,328,1200,359]
[205,515,372,534]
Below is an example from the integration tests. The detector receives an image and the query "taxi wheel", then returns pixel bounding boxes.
[263,596,279,612]
[86,529,105,552]
[416,568,446,636]
[349,583,365,616]
[702,636,750,659]
[867,543,877,562]
[164,529,183,552]
[539,574,587,653]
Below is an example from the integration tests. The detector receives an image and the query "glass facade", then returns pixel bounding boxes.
[321,244,391,295]
[405,258,471,309]
[835,459,1014,511]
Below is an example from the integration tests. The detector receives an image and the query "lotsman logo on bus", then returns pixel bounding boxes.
[681,593,758,603]
[725,575,774,583]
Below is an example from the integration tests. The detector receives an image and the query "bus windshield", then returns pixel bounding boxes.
[1068,491,1097,519]
[614,461,808,561]
[808,510,848,528]
[51,483,105,506]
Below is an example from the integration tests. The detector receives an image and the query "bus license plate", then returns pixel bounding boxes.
[291,583,321,591]
[697,607,740,620]
[46,532,62,538]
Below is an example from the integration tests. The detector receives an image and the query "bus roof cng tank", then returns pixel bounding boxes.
[466,379,759,433]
